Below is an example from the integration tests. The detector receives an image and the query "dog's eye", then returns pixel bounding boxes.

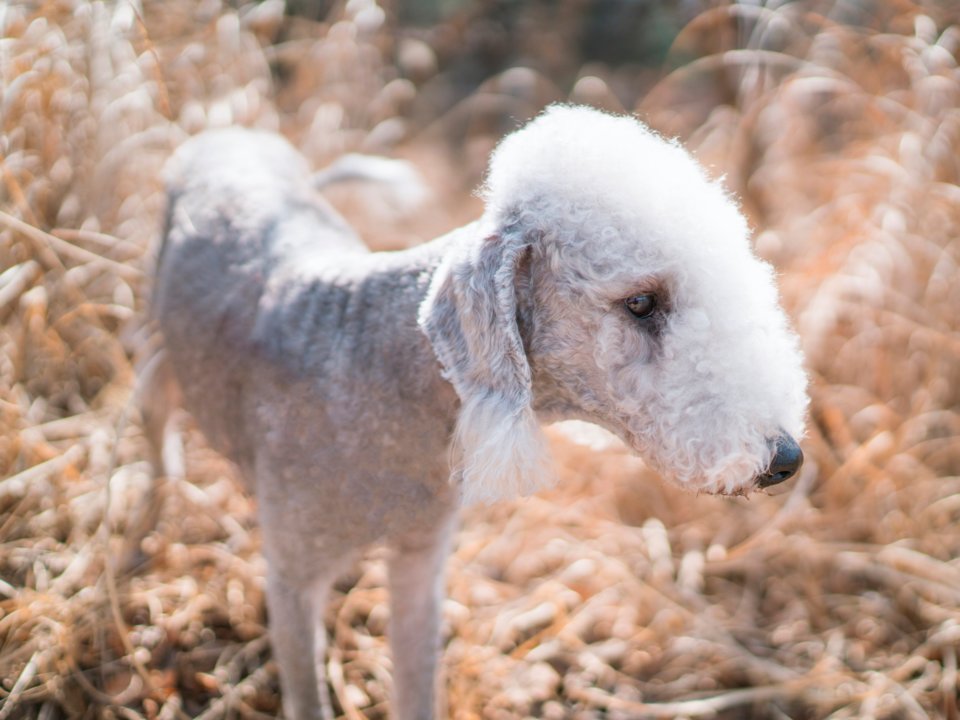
[625,294,657,319]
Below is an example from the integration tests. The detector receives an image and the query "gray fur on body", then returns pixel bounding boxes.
[154,129,460,720]
[148,107,808,720]
[157,130,460,519]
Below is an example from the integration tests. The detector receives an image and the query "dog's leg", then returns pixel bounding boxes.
[259,479,352,720]
[125,348,184,569]
[266,567,335,720]
[138,348,185,483]
[387,507,457,720]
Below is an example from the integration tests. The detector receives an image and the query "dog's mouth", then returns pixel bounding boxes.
[614,423,803,496]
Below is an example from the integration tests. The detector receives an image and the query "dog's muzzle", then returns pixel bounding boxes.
[757,433,803,488]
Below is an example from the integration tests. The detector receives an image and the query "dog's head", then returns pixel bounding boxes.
[420,105,808,504]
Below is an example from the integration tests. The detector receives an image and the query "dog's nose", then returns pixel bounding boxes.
[758,434,803,487]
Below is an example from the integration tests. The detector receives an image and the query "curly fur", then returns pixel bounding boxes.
[419,226,555,504]
[468,105,809,495]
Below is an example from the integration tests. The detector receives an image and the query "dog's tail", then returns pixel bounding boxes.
[311,154,428,215]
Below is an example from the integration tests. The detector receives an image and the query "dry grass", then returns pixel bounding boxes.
[1,0,959,718]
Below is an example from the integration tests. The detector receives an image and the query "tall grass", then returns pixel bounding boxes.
[1,1,959,718]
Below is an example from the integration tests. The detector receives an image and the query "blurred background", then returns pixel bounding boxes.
[1,0,959,717]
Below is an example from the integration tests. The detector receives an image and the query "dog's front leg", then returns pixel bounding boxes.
[265,567,335,720]
[259,484,352,720]
[387,505,457,720]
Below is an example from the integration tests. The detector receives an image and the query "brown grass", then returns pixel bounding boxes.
[2,0,959,718]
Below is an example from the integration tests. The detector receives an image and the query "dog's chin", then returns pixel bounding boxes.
[637,449,766,497]
[678,476,758,498]
[585,423,770,497]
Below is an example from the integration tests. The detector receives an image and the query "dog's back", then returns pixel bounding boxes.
[151,129,458,505]
[153,130,364,467]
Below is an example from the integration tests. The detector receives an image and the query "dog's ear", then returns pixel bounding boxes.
[419,227,553,505]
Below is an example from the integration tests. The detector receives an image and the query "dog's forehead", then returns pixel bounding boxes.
[534,188,759,289]
[486,107,715,209]
[486,106,754,254]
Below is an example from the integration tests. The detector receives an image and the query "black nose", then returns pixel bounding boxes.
[758,434,803,487]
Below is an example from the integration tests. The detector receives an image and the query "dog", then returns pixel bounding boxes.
[142,105,807,720]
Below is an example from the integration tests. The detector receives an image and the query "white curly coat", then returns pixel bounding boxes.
[144,105,808,720]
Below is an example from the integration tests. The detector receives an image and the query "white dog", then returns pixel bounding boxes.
[143,105,807,720]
